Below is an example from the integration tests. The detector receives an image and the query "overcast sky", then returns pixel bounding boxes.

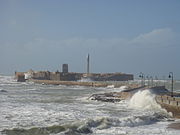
[0,0,180,79]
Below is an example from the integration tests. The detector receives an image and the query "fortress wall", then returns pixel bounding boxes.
[15,72,26,82]
[90,73,134,81]
[32,71,50,80]
[59,73,83,81]
[49,72,61,80]
[15,70,134,82]
[15,72,25,79]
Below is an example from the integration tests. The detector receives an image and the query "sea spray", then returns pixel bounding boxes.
[107,85,114,88]
[78,78,93,82]
[119,85,128,90]
[129,89,161,110]
[107,85,128,92]
[129,89,172,117]
[113,85,128,92]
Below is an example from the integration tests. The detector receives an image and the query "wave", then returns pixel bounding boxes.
[128,89,172,117]
[2,112,169,135]
[106,85,128,93]
[107,85,114,88]
[78,77,93,82]
[0,75,16,83]
[129,89,161,110]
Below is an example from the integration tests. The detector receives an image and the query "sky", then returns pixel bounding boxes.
[0,0,180,79]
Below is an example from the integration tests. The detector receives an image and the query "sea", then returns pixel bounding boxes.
[0,75,180,135]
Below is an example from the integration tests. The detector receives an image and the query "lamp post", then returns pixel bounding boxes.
[150,76,153,87]
[168,72,174,97]
[146,76,150,88]
[163,75,166,87]
[155,76,158,86]
[139,72,144,87]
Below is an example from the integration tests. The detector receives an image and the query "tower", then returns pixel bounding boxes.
[62,64,68,73]
[87,54,90,74]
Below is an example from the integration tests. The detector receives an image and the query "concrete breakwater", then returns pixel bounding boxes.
[89,86,180,118]
[156,95,180,118]
[89,86,146,102]
[156,95,180,107]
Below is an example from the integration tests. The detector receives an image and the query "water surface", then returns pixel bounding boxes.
[0,75,180,135]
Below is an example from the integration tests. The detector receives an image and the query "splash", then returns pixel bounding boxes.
[78,77,93,82]
[129,89,160,110]
[129,89,172,118]
[118,85,128,91]
[107,85,114,88]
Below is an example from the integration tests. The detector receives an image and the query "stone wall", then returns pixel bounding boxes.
[32,71,50,80]
[50,72,61,80]
[156,95,180,118]
[59,73,83,81]
[156,95,180,107]
[87,73,134,81]
[15,72,26,82]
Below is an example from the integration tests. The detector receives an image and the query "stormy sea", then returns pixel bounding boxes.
[0,75,180,135]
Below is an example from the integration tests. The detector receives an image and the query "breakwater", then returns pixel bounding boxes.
[156,95,180,118]
[89,86,180,118]
[27,78,180,118]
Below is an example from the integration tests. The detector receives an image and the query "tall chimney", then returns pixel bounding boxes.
[87,54,90,74]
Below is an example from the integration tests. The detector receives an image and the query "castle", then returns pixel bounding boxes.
[15,55,134,82]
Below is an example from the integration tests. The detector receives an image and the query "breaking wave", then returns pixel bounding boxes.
[2,112,169,135]
[129,89,172,117]
[107,85,114,88]
[129,89,161,110]
[78,77,93,82]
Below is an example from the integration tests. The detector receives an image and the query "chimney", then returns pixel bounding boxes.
[87,54,90,74]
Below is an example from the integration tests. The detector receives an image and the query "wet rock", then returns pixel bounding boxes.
[89,93,121,103]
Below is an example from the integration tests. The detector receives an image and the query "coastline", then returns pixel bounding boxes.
[29,79,180,130]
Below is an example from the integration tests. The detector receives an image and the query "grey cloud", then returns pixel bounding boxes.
[2,28,175,51]
[130,28,174,47]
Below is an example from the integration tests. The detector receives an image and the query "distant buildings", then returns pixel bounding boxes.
[15,54,134,82]
[15,68,133,82]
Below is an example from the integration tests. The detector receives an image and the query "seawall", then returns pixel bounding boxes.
[89,86,180,118]
[156,95,180,118]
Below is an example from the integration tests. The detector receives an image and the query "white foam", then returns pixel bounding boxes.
[129,89,161,110]
[112,85,128,92]
[119,85,128,90]
[24,73,32,79]
[0,75,16,84]
[78,77,93,82]
[129,89,172,117]
[106,85,129,93]
[107,85,114,88]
